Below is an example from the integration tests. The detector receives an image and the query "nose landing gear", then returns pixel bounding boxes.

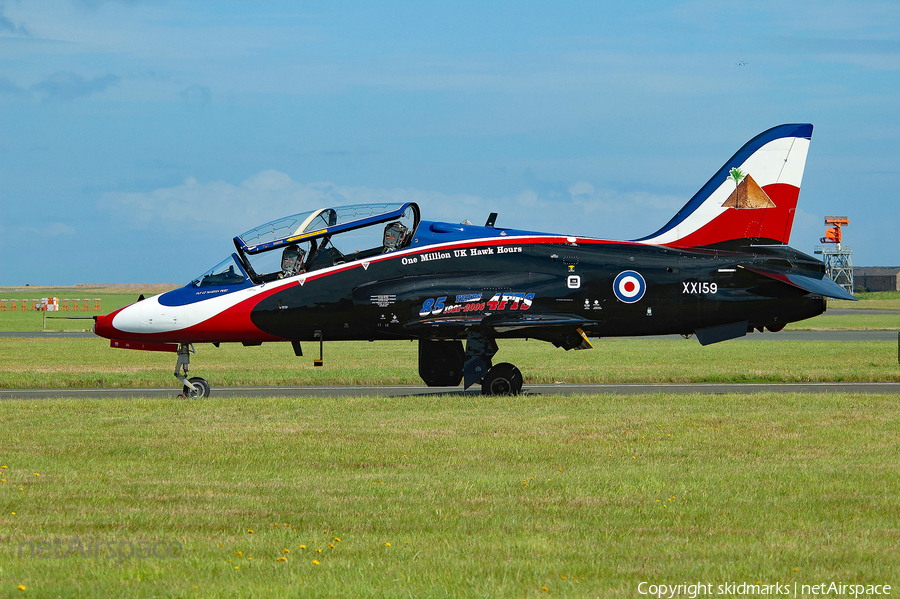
[174,343,211,398]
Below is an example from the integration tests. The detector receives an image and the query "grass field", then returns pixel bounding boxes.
[0,286,174,332]
[1,337,899,389]
[1,392,897,598]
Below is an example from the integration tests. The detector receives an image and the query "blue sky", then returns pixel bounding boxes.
[1,0,898,285]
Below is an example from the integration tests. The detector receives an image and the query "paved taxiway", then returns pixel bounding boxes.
[2,382,900,400]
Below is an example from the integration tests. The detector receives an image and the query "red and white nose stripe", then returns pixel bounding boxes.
[613,270,646,303]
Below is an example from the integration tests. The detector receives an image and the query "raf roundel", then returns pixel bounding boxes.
[613,270,646,303]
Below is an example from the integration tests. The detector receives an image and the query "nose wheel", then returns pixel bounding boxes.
[174,343,212,399]
[181,377,210,399]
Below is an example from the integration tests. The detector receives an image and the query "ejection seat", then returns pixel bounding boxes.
[383,222,409,252]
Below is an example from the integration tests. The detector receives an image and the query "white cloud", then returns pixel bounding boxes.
[99,170,486,235]
[99,170,687,242]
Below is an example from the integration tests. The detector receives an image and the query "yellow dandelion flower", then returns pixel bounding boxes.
[1,479,4,482]
[384,542,391,547]
[234,565,239,570]
[558,468,562,472]
[299,545,306,550]
[542,586,549,592]
[247,529,253,534]
[247,557,252,561]
[328,543,335,549]
[793,568,798,572]
[1,465,6,469]
[17,585,26,591]
[316,548,322,553]
[11,512,15,515]
[312,559,320,565]
[236,551,243,558]
[277,556,287,562]
[33,473,39,476]
[283,548,290,553]
[333,537,340,542]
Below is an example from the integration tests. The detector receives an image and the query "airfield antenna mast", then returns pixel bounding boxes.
[814,216,854,295]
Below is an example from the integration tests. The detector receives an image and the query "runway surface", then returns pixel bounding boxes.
[2,381,899,400]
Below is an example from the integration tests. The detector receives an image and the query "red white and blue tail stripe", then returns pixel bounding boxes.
[635,124,812,248]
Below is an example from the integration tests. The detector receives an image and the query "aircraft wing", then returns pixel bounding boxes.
[352,273,598,350]
[408,312,598,350]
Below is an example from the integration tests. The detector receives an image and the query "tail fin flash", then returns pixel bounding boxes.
[636,124,812,248]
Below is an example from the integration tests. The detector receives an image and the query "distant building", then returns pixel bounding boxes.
[854,267,900,292]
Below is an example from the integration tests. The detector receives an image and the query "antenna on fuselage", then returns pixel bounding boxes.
[485,213,498,228]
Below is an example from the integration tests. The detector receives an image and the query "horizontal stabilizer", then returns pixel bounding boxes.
[744,267,857,301]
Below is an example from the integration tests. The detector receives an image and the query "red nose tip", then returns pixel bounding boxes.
[93,312,118,339]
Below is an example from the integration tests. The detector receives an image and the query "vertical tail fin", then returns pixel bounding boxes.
[636,124,813,248]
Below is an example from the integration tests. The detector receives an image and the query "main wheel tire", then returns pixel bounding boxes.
[183,377,211,399]
[481,363,523,396]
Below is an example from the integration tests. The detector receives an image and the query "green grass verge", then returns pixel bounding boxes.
[0,288,168,332]
[1,338,899,389]
[786,313,900,330]
[1,392,897,597]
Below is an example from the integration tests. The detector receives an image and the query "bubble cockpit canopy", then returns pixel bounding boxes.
[231,202,419,284]
[235,203,418,254]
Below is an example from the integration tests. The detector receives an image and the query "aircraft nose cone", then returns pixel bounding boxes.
[94,301,141,340]
[93,311,119,339]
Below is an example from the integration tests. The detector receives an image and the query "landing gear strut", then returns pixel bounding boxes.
[464,331,523,396]
[174,343,210,399]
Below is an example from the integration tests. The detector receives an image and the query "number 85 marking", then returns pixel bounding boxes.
[419,296,446,316]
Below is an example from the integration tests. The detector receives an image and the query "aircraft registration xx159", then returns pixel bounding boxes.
[94,123,855,397]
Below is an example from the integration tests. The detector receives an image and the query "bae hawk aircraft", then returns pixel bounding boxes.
[94,123,855,397]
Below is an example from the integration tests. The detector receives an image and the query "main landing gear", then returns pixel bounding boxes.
[418,332,524,395]
[174,343,210,399]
